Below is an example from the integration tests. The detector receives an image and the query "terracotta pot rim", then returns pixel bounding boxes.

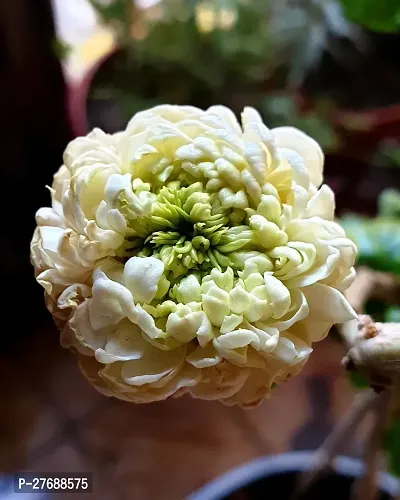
[66,46,118,137]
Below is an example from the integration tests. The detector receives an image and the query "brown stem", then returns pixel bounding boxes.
[292,389,378,500]
[351,389,392,500]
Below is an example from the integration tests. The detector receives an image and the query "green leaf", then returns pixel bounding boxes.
[262,95,339,151]
[384,418,400,477]
[385,307,400,323]
[373,143,400,169]
[378,189,400,218]
[340,215,400,275]
[339,0,400,33]
[263,95,296,118]
[349,372,369,389]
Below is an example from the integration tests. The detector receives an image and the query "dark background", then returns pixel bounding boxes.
[0,0,71,340]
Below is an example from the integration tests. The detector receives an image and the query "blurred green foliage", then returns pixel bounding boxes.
[262,95,340,151]
[340,215,400,275]
[383,418,400,477]
[339,0,400,33]
[340,190,400,275]
[86,0,369,124]
[385,306,400,323]
[373,142,400,169]
[90,0,277,87]
[88,0,283,121]
[349,371,369,388]
[378,189,400,218]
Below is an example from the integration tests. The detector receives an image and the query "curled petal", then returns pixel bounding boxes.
[186,343,222,368]
[120,345,186,386]
[272,126,324,187]
[123,256,165,304]
[95,321,146,363]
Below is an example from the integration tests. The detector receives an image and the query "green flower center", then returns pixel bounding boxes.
[118,181,255,282]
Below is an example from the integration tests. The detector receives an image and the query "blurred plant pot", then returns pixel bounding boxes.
[66,40,227,136]
[188,451,399,500]
[65,31,282,137]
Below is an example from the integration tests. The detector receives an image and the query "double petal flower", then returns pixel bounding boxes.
[31,105,356,407]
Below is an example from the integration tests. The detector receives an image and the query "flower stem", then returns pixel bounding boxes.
[292,389,378,500]
[351,389,392,500]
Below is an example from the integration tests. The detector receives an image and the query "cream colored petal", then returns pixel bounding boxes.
[207,105,242,135]
[221,370,272,408]
[272,289,309,331]
[220,314,243,334]
[306,184,335,220]
[90,267,136,329]
[69,300,110,352]
[272,126,324,187]
[133,304,165,340]
[201,284,231,327]
[176,274,202,304]
[166,311,212,345]
[35,207,66,228]
[120,345,185,386]
[264,274,291,318]
[95,321,147,363]
[57,284,91,311]
[189,361,248,401]
[272,334,312,366]
[303,283,356,323]
[298,283,357,342]
[277,149,309,189]
[186,343,222,368]
[123,256,164,304]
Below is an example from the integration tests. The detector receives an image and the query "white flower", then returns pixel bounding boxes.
[31,104,356,407]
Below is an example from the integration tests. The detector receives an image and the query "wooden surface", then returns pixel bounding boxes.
[0,326,363,500]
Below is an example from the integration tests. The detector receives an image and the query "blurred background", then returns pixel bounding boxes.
[1,0,400,498]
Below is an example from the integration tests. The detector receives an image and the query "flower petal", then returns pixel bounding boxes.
[123,256,165,304]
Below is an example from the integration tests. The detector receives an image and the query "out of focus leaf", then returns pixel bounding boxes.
[263,95,296,118]
[383,418,400,477]
[340,215,400,275]
[379,189,400,218]
[385,307,400,323]
[339,0,400,33]
[263,95,339,151]
[373,142,400,169]
[349,372,369,388]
